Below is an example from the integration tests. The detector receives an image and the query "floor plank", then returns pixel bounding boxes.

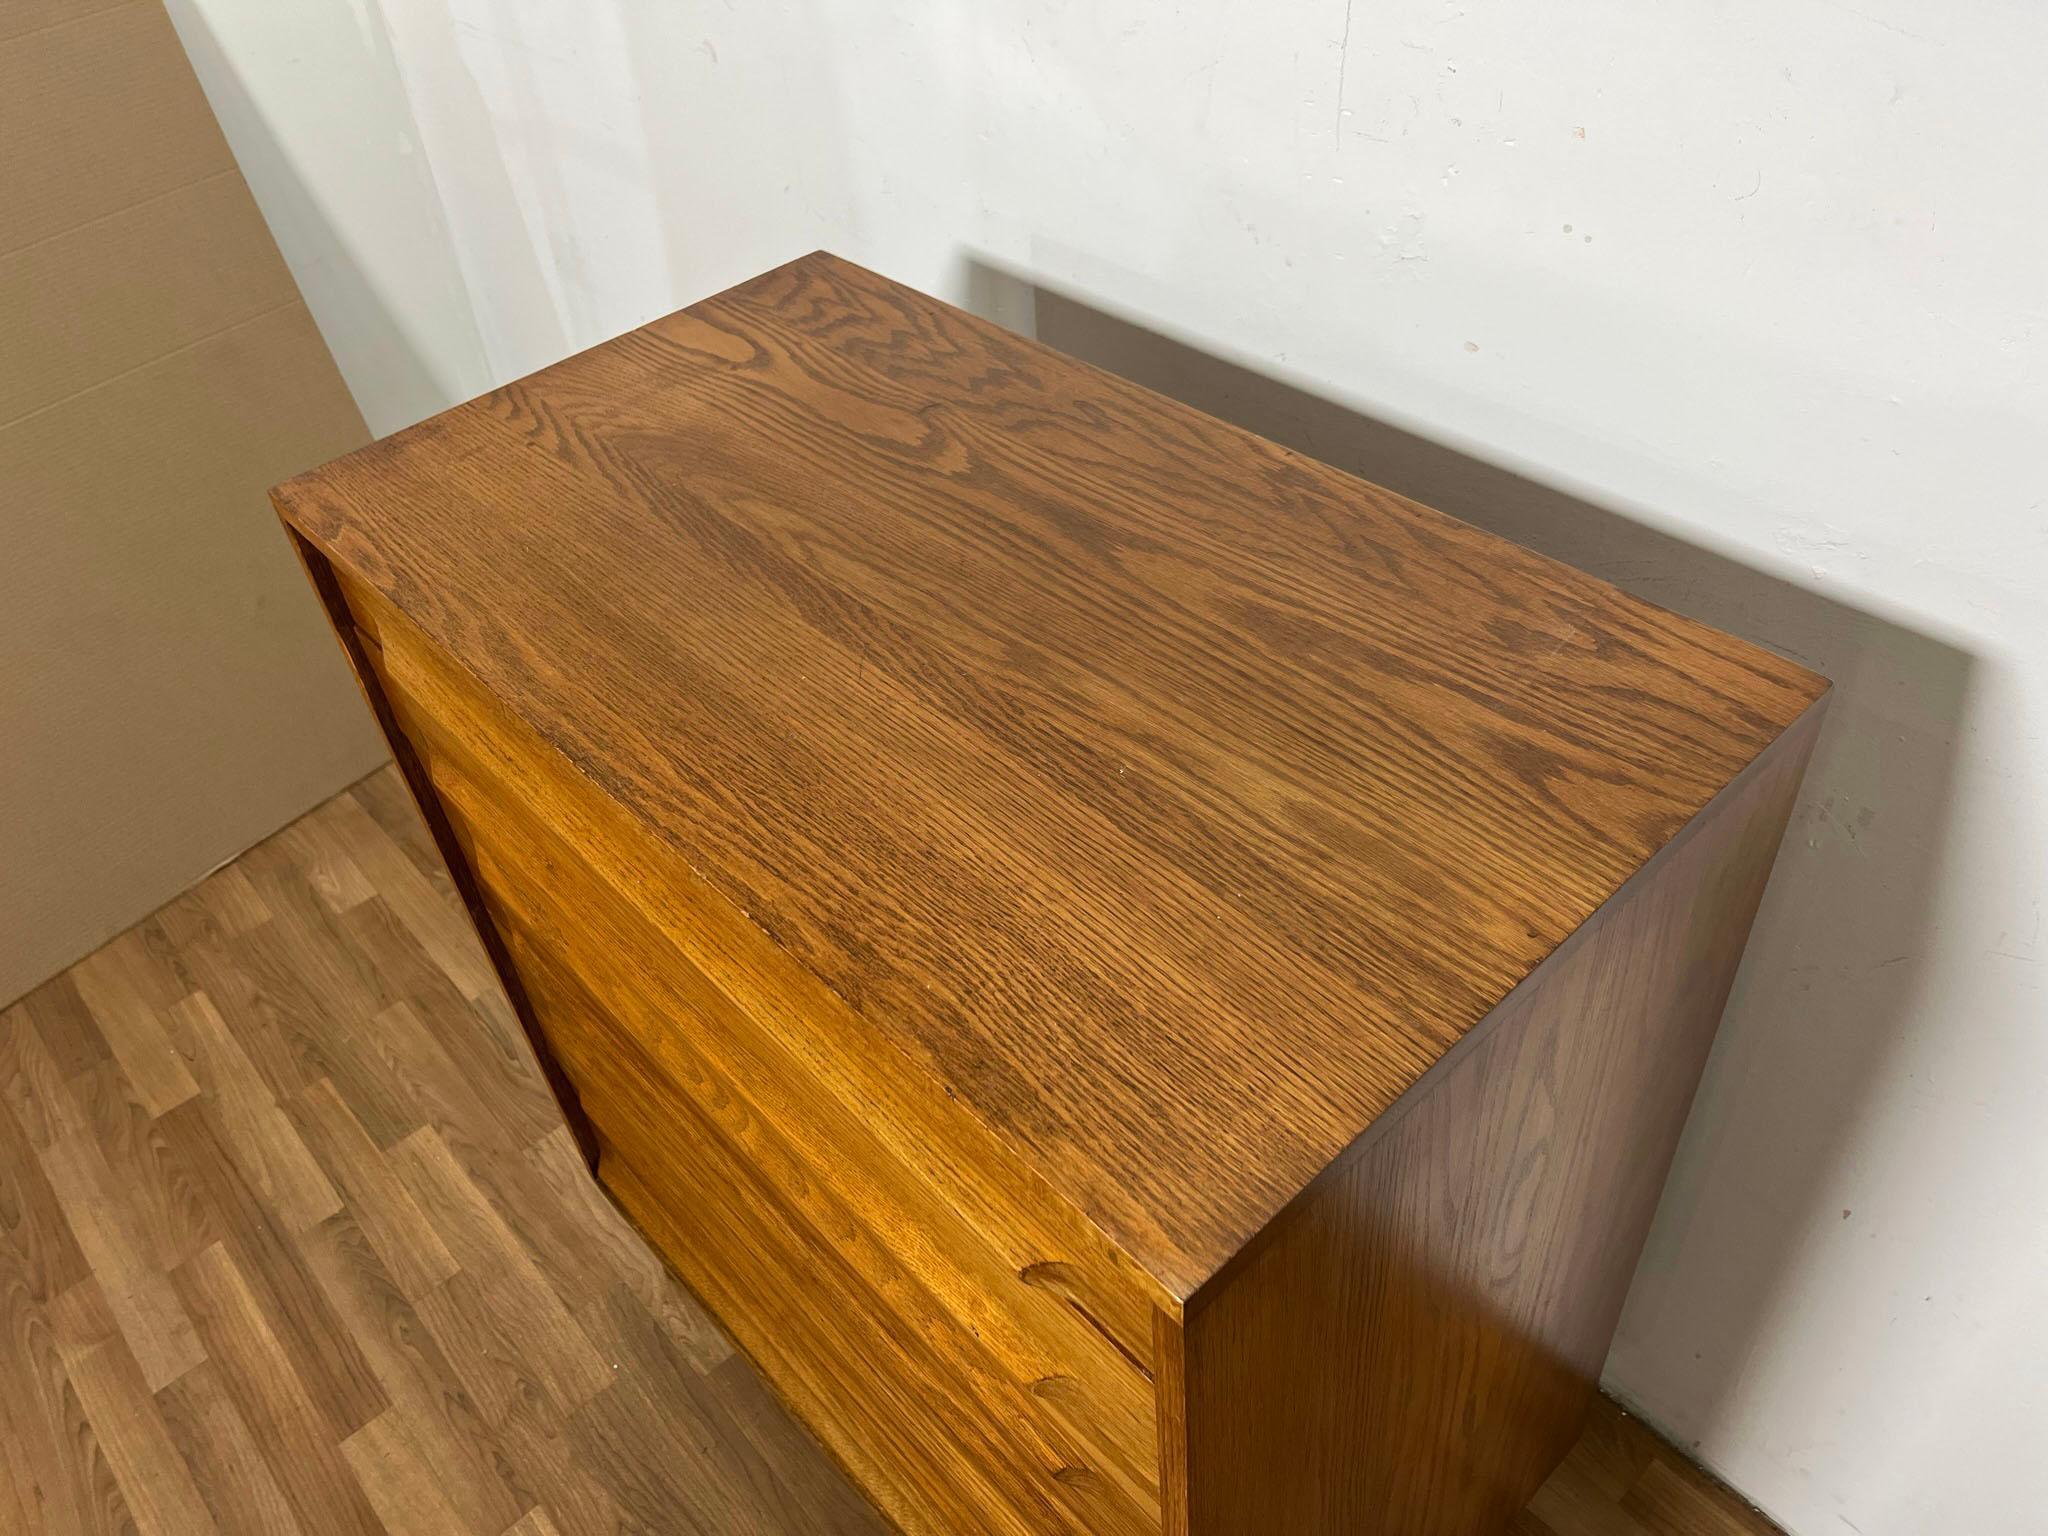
[11,973,114,1085]
[172,1241,386,1536]
[287,1082,458,1303]
[155,1098,388,1439]
[340,1409,480,1536]
[61,1331,221,1536]
[37,1130,204,1391]
[0,1262,129,1536]
[0,1002,90,1152]
[165,992,341,1236]
[297,1209,528,1536]
[156,1359,309,1536]
[0,765,1785,1536]
[66,931,199,1118]
[0,1093,90,1304]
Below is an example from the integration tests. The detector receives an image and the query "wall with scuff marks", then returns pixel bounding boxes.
[162,1,2046,1530]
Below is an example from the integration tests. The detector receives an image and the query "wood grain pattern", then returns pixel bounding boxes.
[270,252,1826,1534]
[59,1331,220,1536]
[38,1129,204,1391]
[0,767,1794,1536]
[154,1361,307,1536]
[274,250,1827,1301]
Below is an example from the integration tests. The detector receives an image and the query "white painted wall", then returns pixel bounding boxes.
[165,1,2046,1530]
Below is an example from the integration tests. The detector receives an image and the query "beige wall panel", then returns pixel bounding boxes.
[1,0,382,1002]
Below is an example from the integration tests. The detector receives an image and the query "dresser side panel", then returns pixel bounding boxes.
[1180,702,1825,1536]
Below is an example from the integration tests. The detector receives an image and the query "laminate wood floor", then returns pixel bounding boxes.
[0,766,1784,1536]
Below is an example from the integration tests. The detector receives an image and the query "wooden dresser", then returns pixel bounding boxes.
[275,252,1828,1536]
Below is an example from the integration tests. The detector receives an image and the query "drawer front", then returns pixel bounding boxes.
[507,931,1152,1536]
[450,785,1161,1524]
[322,566,1165,1535]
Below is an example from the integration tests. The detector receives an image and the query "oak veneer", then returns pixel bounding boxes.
[275,251,1827,1535]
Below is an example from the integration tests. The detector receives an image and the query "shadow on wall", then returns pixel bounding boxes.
[958,256,1972,1453]
[163,0,489,434]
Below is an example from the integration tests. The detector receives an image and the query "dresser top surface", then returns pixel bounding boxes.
[277,252,1826,1298]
